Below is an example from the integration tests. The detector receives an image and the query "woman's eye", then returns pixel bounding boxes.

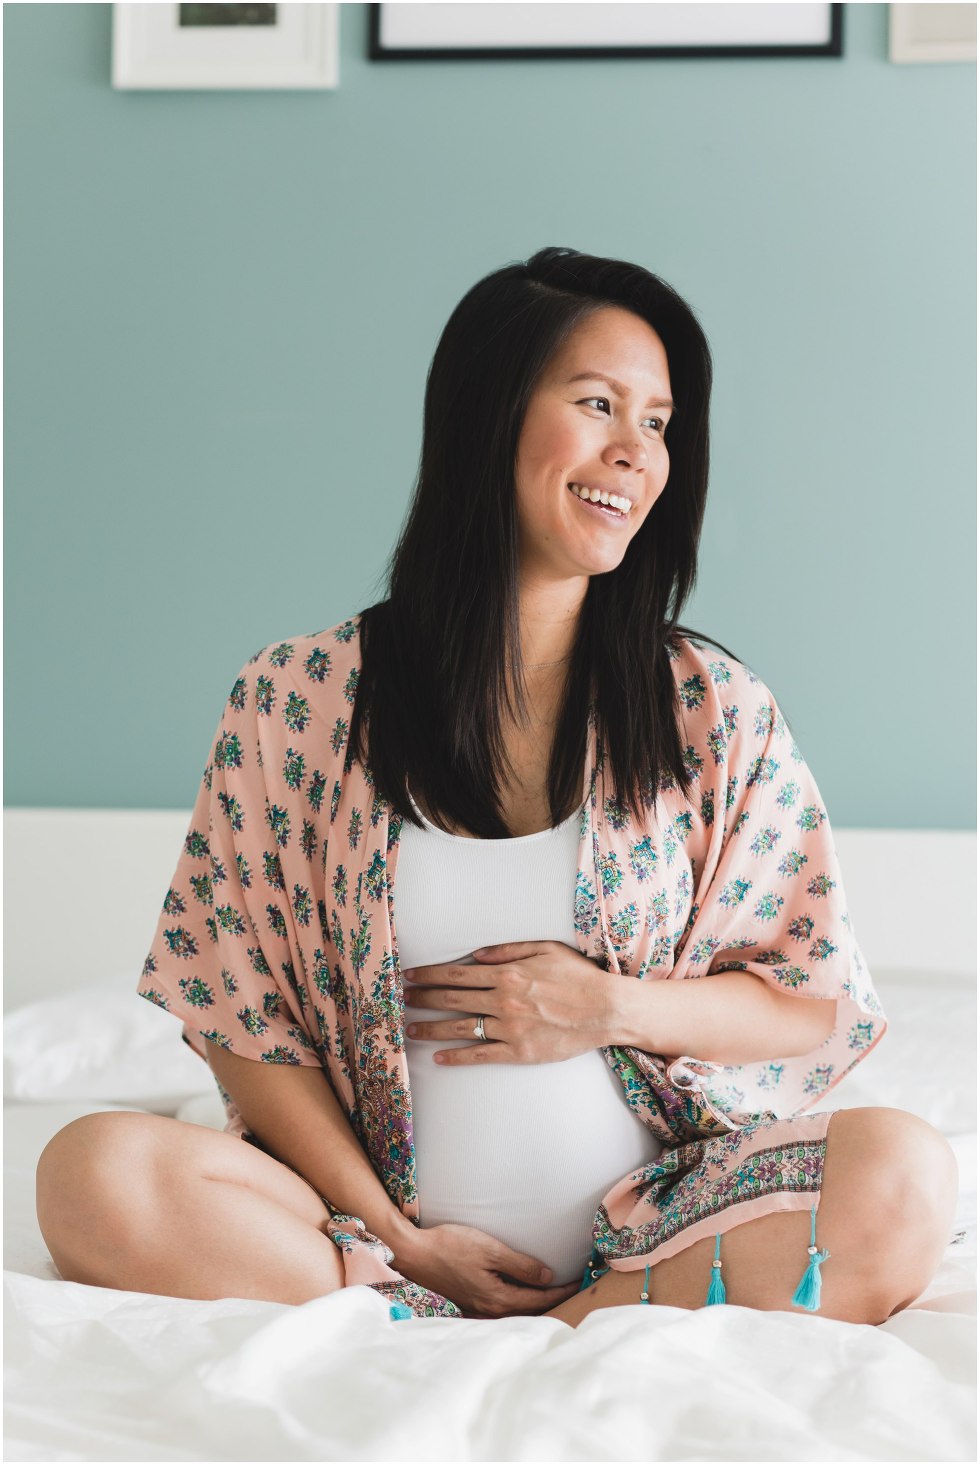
[581,397,665,434]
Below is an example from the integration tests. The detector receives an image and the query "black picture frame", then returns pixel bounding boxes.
[368,4,843,62]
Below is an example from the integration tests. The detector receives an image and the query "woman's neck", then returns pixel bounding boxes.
[517,591,582,672]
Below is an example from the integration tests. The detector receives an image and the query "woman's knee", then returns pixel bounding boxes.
[826,1105,959,1253]
[35,1111,169,1265]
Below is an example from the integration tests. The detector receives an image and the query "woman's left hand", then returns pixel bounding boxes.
[401,941,617,1065]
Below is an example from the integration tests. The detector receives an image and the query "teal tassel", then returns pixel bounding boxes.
[639,1263,651,1304]
[389,1301,414,1320]
[791,1205,831,1312]
[705,1232,727,1305]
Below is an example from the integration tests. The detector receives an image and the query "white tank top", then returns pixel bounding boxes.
[394,791,663,1286]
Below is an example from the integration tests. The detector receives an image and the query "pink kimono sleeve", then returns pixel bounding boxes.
[137,657,322,1074]
[671,662,886,1123]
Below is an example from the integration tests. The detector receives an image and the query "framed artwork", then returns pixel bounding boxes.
[888,4,976,63]
[369,3,843,61]
[112,3,339,90]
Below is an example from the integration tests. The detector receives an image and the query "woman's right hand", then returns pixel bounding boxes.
[394,1221,582,1319]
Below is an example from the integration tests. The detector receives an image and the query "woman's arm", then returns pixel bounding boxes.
[613,971,837,1065]
[204,1042,421,1271]
[204,1043,579,1316]
[405,945,836,1069]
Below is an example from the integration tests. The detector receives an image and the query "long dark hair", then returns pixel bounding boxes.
[349,246,742,839]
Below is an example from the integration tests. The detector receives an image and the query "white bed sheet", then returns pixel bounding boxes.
[4,1256,975,1464]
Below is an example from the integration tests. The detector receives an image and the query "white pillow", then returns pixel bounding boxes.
[3,973,213,1111]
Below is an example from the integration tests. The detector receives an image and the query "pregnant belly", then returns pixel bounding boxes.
[404,1013,664,1286]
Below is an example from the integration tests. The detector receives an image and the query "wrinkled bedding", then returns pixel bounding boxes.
[4,970,977,1463]
[4,1250,975,1463]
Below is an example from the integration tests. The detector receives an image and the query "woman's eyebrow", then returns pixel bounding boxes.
[566,371,674,412]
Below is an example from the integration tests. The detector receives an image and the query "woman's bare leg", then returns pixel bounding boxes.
[35,1110,346,1305]
[548,1107,959,1328]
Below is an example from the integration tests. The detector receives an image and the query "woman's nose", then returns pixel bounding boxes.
[605,436,648,470]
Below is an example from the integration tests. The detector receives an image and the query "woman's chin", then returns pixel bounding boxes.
[575,545,630,577]
[518,538,629,585]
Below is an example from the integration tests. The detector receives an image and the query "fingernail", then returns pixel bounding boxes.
[540,1267,552,1282]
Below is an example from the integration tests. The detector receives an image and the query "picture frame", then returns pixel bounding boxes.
[888,4,976,63]
[112,3,339,90]
[369,3,843,62]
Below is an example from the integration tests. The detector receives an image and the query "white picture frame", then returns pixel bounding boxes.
[112,3,339,90]
[888,3,976,63]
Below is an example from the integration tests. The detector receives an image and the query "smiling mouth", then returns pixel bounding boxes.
[567,483,631,521]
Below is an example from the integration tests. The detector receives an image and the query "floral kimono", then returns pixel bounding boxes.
[139,615,886,1319]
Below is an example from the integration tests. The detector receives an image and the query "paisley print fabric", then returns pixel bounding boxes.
[138,614,885,1318]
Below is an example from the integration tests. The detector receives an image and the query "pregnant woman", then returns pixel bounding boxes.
[36,247,957,1325]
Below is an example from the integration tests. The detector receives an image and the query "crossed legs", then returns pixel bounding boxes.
[36,1106,957,1326]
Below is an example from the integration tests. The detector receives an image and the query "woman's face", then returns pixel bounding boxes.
[513,305,673,585]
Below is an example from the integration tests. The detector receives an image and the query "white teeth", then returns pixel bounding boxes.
[568,483,631,514]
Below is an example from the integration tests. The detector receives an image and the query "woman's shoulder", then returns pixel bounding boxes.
[241,614,364,681]
[668,629,769,699]
[244,612,363,670]
[668,630,794,753]
[215,615,366,741]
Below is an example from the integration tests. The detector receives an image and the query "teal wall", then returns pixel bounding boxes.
[4,4,975,826]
